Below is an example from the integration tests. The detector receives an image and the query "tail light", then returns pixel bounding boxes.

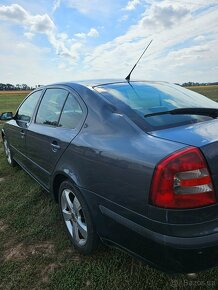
[150,147,216,209]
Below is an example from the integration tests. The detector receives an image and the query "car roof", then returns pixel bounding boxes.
[49,79,169,89]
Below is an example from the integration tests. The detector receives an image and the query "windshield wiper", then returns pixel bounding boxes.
[144,108,218,119]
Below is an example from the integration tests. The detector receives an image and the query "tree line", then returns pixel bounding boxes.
[1,82,217,91]
[181,82,218,87]
[0,83,39,91]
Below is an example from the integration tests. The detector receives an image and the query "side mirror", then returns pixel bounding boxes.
[0,112,13,121]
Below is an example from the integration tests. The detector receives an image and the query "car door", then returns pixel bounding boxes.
[5,90,42,166]
[25,87,85,189]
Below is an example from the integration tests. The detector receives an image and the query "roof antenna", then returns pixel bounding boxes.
[125,39,153,82]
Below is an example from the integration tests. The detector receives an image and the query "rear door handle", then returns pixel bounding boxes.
[51,141,61,152]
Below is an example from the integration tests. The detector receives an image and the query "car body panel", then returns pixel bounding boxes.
[3,120,27,164]
[25,124,78,188]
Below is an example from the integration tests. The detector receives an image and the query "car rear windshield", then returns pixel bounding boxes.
[95,82,218,130]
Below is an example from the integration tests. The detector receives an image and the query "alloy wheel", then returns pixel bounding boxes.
[61,188,88,246]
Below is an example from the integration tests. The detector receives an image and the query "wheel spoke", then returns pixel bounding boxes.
[73,197,81,216]
[62,209,71,221]
[65,220,73,235]
[62,190,75,214]
[72,221,80,243]
[77,217,87,239]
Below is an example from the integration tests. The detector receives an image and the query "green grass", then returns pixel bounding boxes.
[0,91,30,113]
[0,87,218,289]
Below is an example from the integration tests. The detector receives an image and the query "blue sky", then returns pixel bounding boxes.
[0,0,218,86]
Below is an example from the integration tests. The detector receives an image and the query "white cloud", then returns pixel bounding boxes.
[124,0,141,11]
[0,3,27,23]
[119,14,129,22]
[24,32,34,39]
[141,3,190,28]
[74,32,86,39]
[0,25,48,86]
[167,44,210,63]
[87,28,99,38]
[64,0,114,16]
[75,27,99,39]
[0,4,55,33]
[0,24,82,86]
[80,2,218,83]
[52,0,62,13]
[0,3,80,62]
[194,35,206,42]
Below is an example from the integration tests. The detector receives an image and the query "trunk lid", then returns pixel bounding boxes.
[149,119,218,176]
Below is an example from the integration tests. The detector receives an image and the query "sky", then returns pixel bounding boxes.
[0,0,218,86]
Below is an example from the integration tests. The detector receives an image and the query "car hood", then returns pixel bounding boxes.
[149,119,218,175]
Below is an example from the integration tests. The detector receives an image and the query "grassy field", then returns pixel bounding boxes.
[0,87,218,289]
[186,85,218,102]
[0,91,31,113]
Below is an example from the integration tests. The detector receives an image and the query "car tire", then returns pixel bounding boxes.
[58,180,99,255]
[3,136,15,167]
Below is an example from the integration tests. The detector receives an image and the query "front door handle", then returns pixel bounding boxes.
[20,130,25,138]
[51,141,61,152]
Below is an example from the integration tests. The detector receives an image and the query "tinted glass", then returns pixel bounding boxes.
[59,94,83,129]
[17,90,42,122]
[36,89,68,126]
[96,82,218,130]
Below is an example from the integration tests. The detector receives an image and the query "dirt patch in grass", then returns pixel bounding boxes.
[41,263,62,283]
[4,241,55,261]
[0,177,5,183]
[0,220,8,232]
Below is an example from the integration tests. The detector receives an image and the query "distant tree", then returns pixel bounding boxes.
[21,84,27,90]
[6,83,14,90]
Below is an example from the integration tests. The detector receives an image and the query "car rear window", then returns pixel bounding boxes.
[95,82,218,130]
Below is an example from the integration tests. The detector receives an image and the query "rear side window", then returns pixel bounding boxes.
[17,90,42,123]
[59,94,83,129]
[36,89,68,126]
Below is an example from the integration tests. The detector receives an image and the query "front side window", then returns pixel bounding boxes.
[59,94,83,129]
[17,90,42,123]
[36,88,68,126]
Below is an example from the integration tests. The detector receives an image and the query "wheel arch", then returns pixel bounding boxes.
[51,171,79,203]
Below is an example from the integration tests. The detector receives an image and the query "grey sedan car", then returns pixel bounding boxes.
[1,80,218,273]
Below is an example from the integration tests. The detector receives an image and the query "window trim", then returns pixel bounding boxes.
[15,89,43,126]
[57,91,69,127]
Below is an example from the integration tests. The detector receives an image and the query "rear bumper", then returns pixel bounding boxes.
[100,205,218,273]
[79,186,218,273]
